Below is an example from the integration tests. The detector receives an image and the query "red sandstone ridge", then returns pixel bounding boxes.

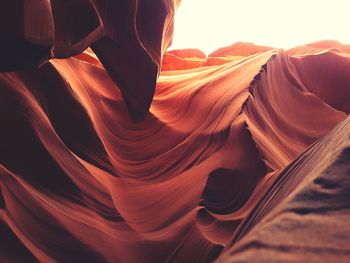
[305,40,350,52]
[167,49,207,59]
[209,41,274,57]
[206,42,274,66]
[162,42,276,70]
[287,40,350,55]
[161,49,207,70]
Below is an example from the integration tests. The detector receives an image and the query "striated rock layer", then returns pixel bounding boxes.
[1,37,350,262]
[218,115,350,262]
[0,0,180,121]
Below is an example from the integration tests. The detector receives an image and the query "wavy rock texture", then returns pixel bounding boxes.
[1,38,350,262]
[218,115,350,262]
[1,4,350,262]
[0,0,179,120]
[162,42,274,70]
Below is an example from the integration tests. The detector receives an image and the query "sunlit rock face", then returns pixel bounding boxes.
[1,2,350,263]
[161,49,207,70]
[162,42,275,69]
[209,42,273,57]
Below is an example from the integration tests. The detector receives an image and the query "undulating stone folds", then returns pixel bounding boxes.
[0,0,179,120]
[1,1,350,262]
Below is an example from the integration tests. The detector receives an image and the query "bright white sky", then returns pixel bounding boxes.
[170,0,350,54]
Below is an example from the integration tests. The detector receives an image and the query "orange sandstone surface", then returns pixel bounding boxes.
[1,2,350,263]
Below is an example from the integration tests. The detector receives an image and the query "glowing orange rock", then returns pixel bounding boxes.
[161,49,207,70]
[209,42,273,57]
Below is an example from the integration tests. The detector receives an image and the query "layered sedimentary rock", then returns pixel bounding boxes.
[209,42,273,57]
[161,49,207,70]
[218,115,350,262]
[0,0,179,120]
[162,42,276,70]
[1,2,350,262]
[1,38,350,262]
